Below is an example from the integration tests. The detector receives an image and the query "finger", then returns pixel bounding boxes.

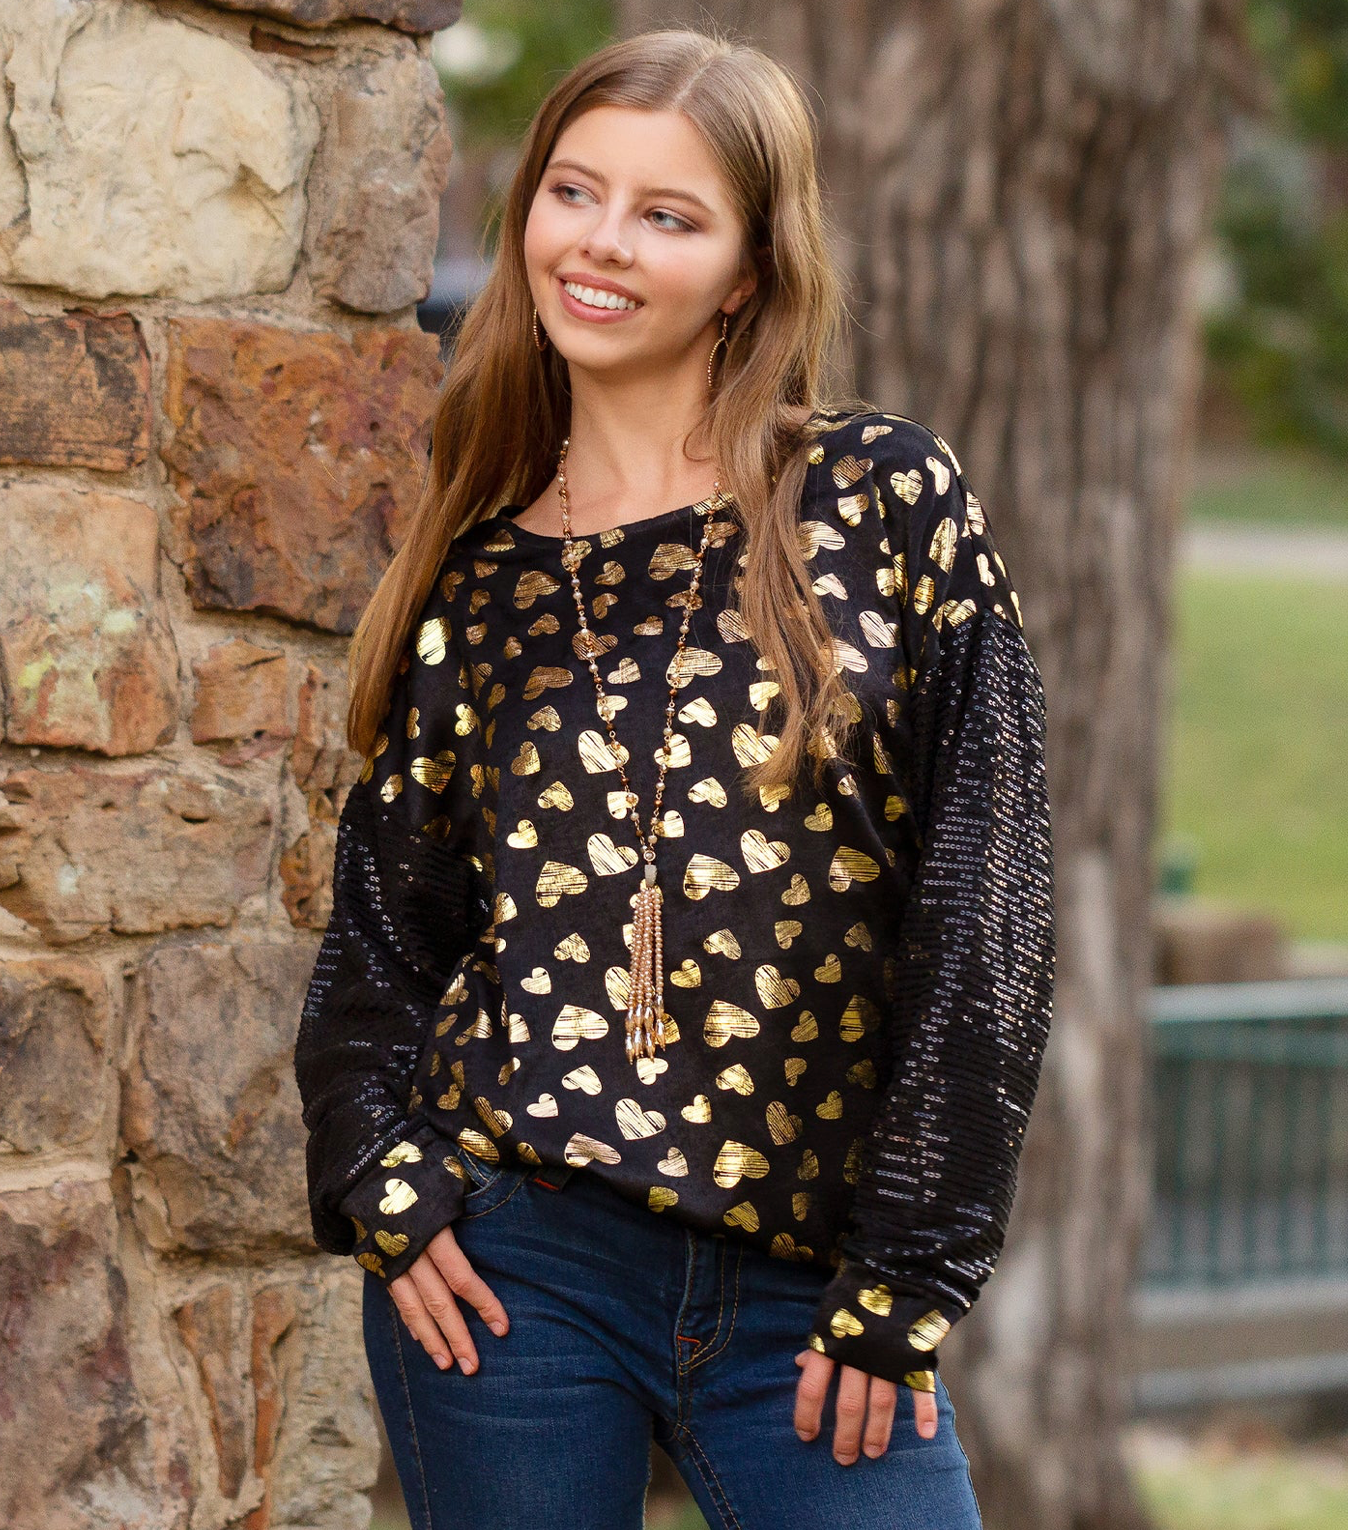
[387,1269,463,1372]
[912,1384,939,1438]
[861,1376,898,1459]
[407,1244,479,1374]
[831,1364,869,1465]
[793,1350,831,1441]
[428,1226,510,1339]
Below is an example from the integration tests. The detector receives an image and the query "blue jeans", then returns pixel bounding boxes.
[362,1153,983,1529]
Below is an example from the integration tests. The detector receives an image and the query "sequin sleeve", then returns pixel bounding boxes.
[293,649,491,1283]
[806,426,1057,1388]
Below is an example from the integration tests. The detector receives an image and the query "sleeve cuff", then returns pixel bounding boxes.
[337,1120,469,1284]
[805,1258,966,1388]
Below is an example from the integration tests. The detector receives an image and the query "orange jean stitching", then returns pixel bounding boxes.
[458,1169,530,1221]
[674,1423,745,1530]
[688,1242,742,1371]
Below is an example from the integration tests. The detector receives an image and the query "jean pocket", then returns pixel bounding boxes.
[449,1144,530,1222]
[457,1145,504,1195]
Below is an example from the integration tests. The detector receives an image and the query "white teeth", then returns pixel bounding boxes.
[564,281,639,312]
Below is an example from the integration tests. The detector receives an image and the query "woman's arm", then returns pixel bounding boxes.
[806,424,1057,1387]
[293,651,491,1282]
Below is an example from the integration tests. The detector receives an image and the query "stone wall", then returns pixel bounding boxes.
[0,1,457,1524]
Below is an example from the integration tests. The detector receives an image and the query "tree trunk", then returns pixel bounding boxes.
[619,4,1262,1525]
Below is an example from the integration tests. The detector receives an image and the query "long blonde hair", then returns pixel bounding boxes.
[348,26,873,795]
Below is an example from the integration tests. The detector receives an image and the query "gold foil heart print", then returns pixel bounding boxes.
[908,1310,952,1352]
[713,1139,769,1187]
[537,860,588,906]
[681,1094,712,1123]
[587,833,639,874]
[754,964,800,1008]
[683,854,740,899]
[828,1307,865,1338]
[703,1000,760,1047]
[563,1132,622,1167]
[378,1179,418,1216]
[856,1283,893,1317]
[615,1099,667,1140]
[741,829,790,873]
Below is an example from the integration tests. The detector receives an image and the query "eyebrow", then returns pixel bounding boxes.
[545,158,714,216]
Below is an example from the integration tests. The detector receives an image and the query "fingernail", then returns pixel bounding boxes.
[490,1320,506,1336]
[433,1353,449,1369]
[462,1358,476,1373]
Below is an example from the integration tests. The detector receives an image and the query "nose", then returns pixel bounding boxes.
[578,205,634,268]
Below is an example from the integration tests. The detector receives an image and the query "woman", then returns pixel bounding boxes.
[293,26,1055,1530]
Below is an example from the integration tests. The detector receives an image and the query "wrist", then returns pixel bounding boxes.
[806,1258,964,1389]
[339,1122,467,1283]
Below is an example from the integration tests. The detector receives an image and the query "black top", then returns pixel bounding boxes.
[293,407,1056,1386]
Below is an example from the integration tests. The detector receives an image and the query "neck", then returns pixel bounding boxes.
[558,369,718,510]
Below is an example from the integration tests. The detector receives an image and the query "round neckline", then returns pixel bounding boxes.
[495,489,736,545]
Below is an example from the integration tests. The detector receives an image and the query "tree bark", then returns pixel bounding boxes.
[618,4,1262,1525]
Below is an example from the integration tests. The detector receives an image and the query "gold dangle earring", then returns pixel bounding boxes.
[707,310,730,391]
[532,305,549,352]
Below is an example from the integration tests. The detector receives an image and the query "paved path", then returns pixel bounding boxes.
[1181,522,1348,577]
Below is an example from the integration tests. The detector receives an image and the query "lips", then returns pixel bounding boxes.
[555,274,643,323]
[557,275,643,311]
[557,273,643,305]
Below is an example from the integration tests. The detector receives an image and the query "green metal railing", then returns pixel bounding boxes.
[1142,977,1348,1288]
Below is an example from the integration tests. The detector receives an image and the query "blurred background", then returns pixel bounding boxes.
[391,2,1348,1526]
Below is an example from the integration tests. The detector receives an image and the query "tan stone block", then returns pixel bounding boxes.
[248,1282,301,1526]
[191,638,292,745]
[162,317,442,633]
[0,482,179,755]
[166,1279,312,1518]
[307,46,453,313]
[0,1177,190,1530]
[0,1,319,301]
[173,1282,252,1499]
[260,1270,382,1528]
[0,301,151,469]
[121,939,318,1250]
[279,791,340,930]
[292,660,360,793]
[0,955,111,1155]
[0,763,273,944]
[200,0,460,35]
[162,1269,378,1530]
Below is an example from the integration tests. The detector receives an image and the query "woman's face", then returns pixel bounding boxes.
[524,105,757,384]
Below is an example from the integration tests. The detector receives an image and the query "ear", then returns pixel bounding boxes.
[729,247,768,310]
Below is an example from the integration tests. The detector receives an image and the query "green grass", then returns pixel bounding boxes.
[1132,1449,1348,1530]
[1160,567,1348,943]
[1188,445,1348,529]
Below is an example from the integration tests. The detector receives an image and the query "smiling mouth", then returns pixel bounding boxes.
[556,275,644,313]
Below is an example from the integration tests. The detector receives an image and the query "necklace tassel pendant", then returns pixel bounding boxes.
[625,871,667,1065]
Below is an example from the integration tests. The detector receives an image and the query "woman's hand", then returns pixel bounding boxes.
[387,1225,511,1374]
[793,1349,938,1462]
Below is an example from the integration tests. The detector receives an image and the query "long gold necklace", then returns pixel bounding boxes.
[555,436,728,1065]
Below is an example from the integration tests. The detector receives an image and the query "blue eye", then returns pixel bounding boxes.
[549,183,693,234]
